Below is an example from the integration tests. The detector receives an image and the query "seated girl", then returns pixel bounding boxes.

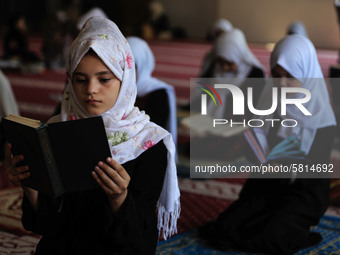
[3,17,180,255]
[199,34,336,255]
[199,18,233,78]
[209,28,266,120]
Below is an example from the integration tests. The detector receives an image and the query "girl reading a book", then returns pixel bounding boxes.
[199,34,336,255]
[3,17,180,255]
[208,28,266,120]
[199,18,233,78]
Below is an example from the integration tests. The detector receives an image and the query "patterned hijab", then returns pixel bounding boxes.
[126,36,177,149]
[270,34,336,154]
[60,17,180,239]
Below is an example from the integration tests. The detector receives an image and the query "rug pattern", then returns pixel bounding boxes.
[0,231,39,255]
[157,215,340,255]
[0,187,26,234]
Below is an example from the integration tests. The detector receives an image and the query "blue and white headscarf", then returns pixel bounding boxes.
[270,34,336,154]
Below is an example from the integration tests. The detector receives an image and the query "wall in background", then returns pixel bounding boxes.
[1,0,339,49]
[160,0,218,41]
[161,0,340,49]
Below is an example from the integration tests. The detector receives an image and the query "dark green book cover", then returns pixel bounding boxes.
[1,115,111,198]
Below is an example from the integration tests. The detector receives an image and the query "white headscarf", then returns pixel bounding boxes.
[208,29,265,118]
[213,28,265,82]
[76,7,108,30]
[0,69,19,118]
[61,17,180,239]
[212,18,233,35]
[126,36,177,149]
[287,21,308,38]
[270,34,336,154]
[199,19,233,78]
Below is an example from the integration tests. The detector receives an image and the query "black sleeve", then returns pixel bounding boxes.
[306,126,336,164]
[144,89,170,129]
[247,66,265,78]
[21,141,168,255]
[104,141,167,254]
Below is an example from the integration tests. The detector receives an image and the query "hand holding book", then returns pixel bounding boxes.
[244,128,305,164]
[3,142,39,210]
[2,114,131,211]
[3,143,30,186]
[267,135,305,161]
[1,115,112,198]
[92,157,131,212]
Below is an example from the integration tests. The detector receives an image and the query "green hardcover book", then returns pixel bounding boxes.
[1,115,111,198]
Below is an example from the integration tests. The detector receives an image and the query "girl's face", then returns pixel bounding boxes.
[271,64,302,88]
[216,57,237,73]
[72,53,121,116]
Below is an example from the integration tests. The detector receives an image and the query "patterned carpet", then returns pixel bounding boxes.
[0,187,25,233]
[157,178,340,255]
[156,214,340,255]
[0,175,340,254]
[0,186,40,255]
[0,231,39,255]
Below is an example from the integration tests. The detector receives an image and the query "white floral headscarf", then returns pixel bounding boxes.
[61,16,180,239]
[126,36,177,150]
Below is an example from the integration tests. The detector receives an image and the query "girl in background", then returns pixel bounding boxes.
[127,36,177,148]
[200,34,336,255]
[199,18,233,78]
[208,28,266,120]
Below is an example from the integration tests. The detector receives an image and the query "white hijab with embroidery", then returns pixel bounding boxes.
[126,36,177,149]
[270,34,336,154]
[60,17,180,239]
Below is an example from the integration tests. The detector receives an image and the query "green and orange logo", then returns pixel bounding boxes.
[197,82,222,115]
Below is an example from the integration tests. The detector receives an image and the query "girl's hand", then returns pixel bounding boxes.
[92,157,131,212]
[3,143,38,211]
[3,143,30,186]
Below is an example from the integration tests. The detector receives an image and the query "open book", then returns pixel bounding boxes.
[1,115,111,198]
[243,127,305,164]
[180,113,248,138]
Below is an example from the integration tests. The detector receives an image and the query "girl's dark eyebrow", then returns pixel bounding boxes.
[73,71,113,76]
[96,71,113,76]
[73,72,86,76]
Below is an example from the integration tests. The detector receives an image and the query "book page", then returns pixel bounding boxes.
[4,115,42,129]
[252,127,269,156]
[181,114,248,138]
